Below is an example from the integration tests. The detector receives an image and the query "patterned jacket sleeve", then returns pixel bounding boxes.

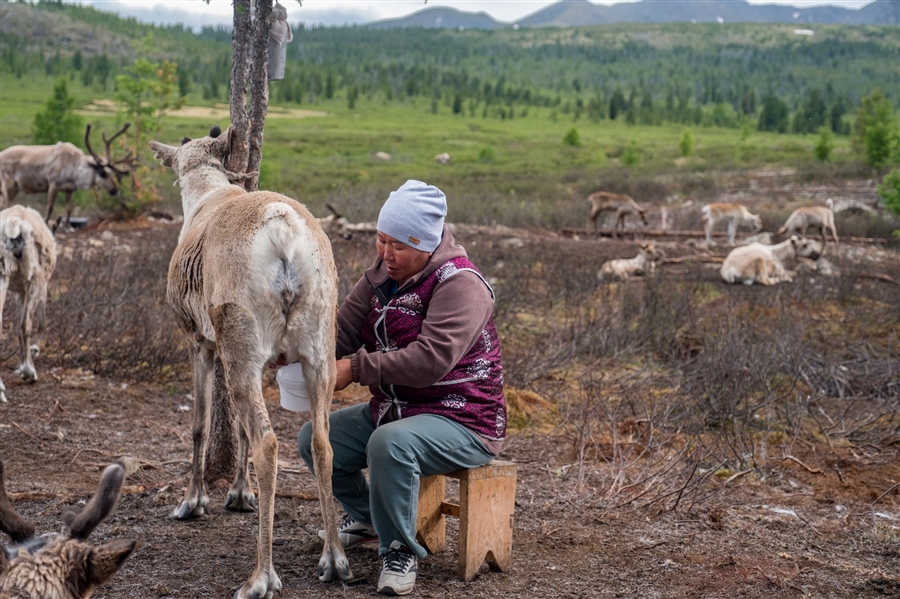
[351,271,493,389]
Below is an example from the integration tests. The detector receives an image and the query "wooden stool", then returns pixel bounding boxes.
[416,460,517,581]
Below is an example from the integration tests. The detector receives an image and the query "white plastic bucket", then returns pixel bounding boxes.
[276,363,310,412]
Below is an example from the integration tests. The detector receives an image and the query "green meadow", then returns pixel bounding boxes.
[0,67,866,230]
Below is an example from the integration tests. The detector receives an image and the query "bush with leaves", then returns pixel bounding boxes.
[563,127,581,147]
[622,141,640,166]
[878,168,900,216]
[855,89,898,168]
[32,79,83,145]
[814,126,834,162]
[679,129,694,158]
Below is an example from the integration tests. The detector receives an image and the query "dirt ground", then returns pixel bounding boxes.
[2,182,900,599]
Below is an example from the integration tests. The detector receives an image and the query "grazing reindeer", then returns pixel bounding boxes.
[0,206,57,403]
[316,203,354,240]
[720,234,822,286]
[0,459,137,599]
[701,202,763,246]
[587,191,649,238]
[777,198,839,245]
[149,125,350,597]
[0,124,133,228]
[433,152,451,165]
[597,242,659,281]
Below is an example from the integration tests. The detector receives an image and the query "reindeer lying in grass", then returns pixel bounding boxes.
[0,459,136,599]
[587,191,649,238]
[777,198,839,246]
[0,205,57,403]
[701,202,763,246]
[149,125,349,597]
[720,234,821,286]
[597,242,659,281]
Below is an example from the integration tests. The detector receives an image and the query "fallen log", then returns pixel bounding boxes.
[560,228,889,244]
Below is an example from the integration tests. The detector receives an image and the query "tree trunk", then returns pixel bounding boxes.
[246,0,272,192]
[204,357,238,485]
[226,0,252,176]
[205,0,269,484]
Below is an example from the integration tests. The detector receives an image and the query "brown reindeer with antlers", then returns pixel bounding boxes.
[0,123,134,228]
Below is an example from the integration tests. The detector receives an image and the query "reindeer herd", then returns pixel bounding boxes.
[589,190,846,287]
[0,122,882,598]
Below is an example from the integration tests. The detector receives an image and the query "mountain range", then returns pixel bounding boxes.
[367,0,899,29]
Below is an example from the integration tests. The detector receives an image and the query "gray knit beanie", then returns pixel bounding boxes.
[377,180,447,252]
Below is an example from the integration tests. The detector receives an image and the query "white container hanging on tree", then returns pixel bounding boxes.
[267,2,292,81]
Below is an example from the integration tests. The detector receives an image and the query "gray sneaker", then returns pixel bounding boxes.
[377,540,417,596]
[318,514,378,549]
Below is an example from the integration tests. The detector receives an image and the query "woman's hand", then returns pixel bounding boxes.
[335,358,353,391]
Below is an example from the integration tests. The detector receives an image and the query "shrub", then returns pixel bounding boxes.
[814,126,834,162]
[32,79,83,145]
[563,127,581,147]
[478,146,496,163]
[679,129,695,158]
[622,141,639,166]
[878,168,900,216]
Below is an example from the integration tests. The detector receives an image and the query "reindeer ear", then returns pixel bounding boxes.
[86,539,137,588]
[148,141,176,168]
[212,126,233,159]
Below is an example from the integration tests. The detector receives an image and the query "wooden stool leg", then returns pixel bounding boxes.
[416,474,447,554]
[457,470,516,581]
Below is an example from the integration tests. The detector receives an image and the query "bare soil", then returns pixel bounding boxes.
[2,185,900,598]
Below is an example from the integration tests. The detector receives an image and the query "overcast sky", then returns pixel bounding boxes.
[66,0,875,29]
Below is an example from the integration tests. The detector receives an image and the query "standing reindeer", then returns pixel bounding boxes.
[149,125,351,598]
[777,198,839,246]
[0,205,57,403]
[701,202,763,246]
[0,459,137,599]
[587,191,649,238]
[0,123,133,228]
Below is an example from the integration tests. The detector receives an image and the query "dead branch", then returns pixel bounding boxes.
[783,455,825,475]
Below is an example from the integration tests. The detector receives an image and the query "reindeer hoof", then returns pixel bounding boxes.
[14,364,36,382]
[170,499,206,519]
[225,489,257,512]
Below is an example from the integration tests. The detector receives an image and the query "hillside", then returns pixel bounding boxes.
[367,6,502,30]
[367,0,896,28]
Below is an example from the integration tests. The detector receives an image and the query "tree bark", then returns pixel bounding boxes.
[246,0,272,192]
[226,0,252,176]
[205,357,238,485]
[206,0,257,485]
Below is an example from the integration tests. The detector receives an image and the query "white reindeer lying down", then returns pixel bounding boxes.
[0,459,137,599]
[597,242,659,281]
[720,234,821,286]
[0,205,57,403]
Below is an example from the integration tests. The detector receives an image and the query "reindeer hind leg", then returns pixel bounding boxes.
[170,345,215,520]
[211,303,282,599]
[298,352,352,583]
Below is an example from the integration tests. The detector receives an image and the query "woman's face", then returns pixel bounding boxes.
[376,232,432,284]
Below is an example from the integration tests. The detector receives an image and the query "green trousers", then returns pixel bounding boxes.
[297,402,494,558]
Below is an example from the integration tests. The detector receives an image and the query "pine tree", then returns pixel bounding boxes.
[32,79,83,145]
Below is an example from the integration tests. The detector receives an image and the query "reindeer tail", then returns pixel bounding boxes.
[826,198,834,210]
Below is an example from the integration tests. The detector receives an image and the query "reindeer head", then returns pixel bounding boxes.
[789,235,822,261]
[0,460,137,599]
[750,212,764,233]
[149,125,253,185]
[638,242,658,262]
[84,123,134,196]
